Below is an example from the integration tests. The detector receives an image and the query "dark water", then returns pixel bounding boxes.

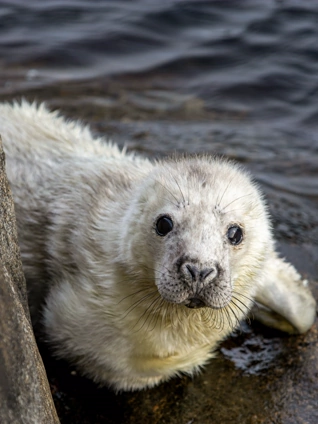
[2,0,318,126]
[1,1,318,423]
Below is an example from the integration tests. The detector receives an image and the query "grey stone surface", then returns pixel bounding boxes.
[0,136,59,424]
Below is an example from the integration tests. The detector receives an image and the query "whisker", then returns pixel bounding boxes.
[216,175,236,207]
[147,298,166,332]
[231,295,249,314]
[230,299,248,323]
[216,309,224,331]
[227,304,241,329]
[117,288,152,305]
[221,193,253,212]
[170,172,186,206]
[121,292,158,320]
[152,177,179,206]
[232,291,255,304]
[223,304,235,330]
[132,295,162,332]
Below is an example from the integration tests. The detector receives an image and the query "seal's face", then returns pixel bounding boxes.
[121,157,272,317]
[154,213,244,309]
[153,209,234,310]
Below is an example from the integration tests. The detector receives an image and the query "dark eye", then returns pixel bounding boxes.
[227,225,243,245]
[156,216,173,236]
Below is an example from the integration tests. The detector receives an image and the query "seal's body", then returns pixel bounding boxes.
[1,102,315,391]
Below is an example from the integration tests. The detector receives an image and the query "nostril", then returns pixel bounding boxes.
[186,264,199,281]
[183,264,218,282]
[200,267,218,281]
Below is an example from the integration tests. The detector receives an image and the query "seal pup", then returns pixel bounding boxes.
[1,102,316,391]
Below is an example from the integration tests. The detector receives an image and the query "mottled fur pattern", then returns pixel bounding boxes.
[1,102,316,391]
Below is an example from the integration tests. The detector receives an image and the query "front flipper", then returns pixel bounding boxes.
[251,253,316,334]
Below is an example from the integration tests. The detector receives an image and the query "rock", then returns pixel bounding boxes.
[0,136,59,424]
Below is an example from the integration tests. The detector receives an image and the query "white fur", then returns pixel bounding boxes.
[1,101,315,391]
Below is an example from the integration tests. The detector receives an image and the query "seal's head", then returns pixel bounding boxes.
[119,156,272,320]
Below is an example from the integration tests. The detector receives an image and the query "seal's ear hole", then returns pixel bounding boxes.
[156,215,173,237]
[227,225,243,245]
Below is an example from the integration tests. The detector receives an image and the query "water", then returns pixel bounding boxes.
[1,1,318,423]
[2,0,318,127]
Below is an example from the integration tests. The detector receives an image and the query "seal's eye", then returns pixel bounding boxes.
[227,225,243,245]
[156,216,173,236]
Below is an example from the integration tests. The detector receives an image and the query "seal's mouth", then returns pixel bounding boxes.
[181,290,232,310]
[156,271,233,310]
[185,297,206,309]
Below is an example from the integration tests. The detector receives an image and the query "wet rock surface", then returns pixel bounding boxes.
[0,137,59,424]
[42,309,318,424]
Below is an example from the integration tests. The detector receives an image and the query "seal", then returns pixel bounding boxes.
[1,101,316,391]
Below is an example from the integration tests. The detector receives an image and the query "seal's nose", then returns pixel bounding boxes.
[185,264,218,282]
